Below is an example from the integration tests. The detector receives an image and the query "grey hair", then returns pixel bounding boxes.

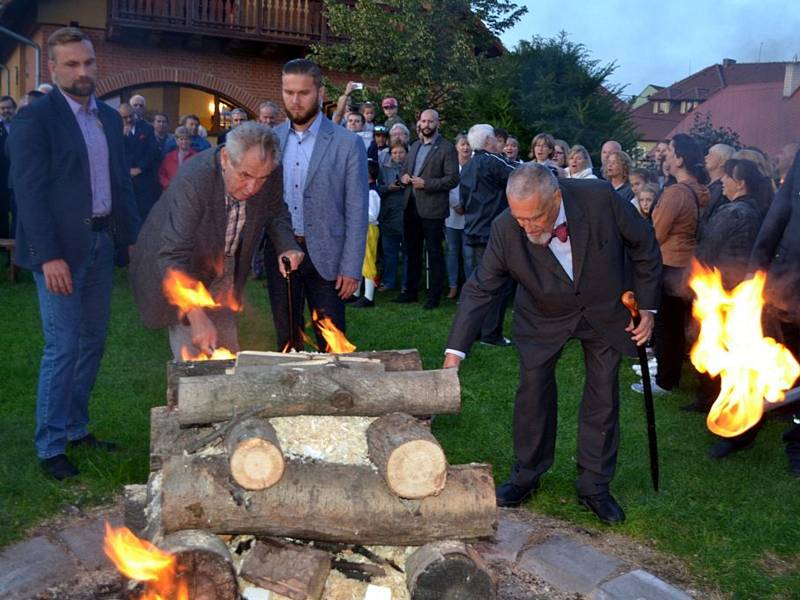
[507,163,559,201]
[709,143,735,162]
[258,100,279,112]
[226,121,281,166]
[467,124,495,151]
[568,144,593,169]
[230,108,248,119]
[389,123,410,137]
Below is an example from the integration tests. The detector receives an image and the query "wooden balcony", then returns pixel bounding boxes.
[108,0,336,46]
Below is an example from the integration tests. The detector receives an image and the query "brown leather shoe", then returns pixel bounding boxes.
[447,286,458,299]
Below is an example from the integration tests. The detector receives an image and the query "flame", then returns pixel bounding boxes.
[103,522,189,600]
[312,310,356,353]
[180,345,237,361]
[689,261,800,437]
[162,267,241,318]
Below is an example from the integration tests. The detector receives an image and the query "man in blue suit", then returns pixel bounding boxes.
[9,27,140,480]
[265,58,368,351]
[118,102,160,220]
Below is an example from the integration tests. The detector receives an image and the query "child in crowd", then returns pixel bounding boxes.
[352,159,381,308]
[635,182,659,220]
[360,101,376,132]
[377,141,408,291]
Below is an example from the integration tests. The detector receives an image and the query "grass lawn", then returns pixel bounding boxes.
[1,265,798,599]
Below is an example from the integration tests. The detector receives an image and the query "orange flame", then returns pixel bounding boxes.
[180,345,237,362]
[312,310,356,353]
[103,522,188,600]
[162,268,241,318]
[689,261,800,437]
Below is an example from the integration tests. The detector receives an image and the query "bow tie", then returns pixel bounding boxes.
[551,222,569,243]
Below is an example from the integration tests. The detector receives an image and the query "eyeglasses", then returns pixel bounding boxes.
[382,104,397,109]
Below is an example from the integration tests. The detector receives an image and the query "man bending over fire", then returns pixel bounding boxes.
[130,122,303,359]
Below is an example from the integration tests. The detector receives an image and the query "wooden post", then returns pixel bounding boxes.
[367,412,447,498]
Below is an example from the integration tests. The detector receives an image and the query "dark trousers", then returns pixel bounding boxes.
[0,189,12,239]
[263,237,345,352]
[403,196,445,302]
[471,243,514,342]
[655,292,689,390]
[512,318,621,496]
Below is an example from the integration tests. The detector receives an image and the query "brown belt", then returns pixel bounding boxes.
[294,235,306,245]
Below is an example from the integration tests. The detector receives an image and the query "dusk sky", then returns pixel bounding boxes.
[501,1,800,100]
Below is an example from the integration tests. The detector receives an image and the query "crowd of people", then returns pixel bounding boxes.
[3,27,797,524]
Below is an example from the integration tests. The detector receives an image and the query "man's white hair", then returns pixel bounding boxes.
[467,124,495,151]
[507,163,559,201]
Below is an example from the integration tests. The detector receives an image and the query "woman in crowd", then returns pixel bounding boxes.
[603,149,635,202]
[552,139,570,170]
[377,140,408,292]
[637,133,709,396]
[566,145,597,179]
[503,136,521,162]
[445,133,472,299]
[529,132,556,165]
[158,126,197,190]
[733,147,778,206]
[630,167,657,198]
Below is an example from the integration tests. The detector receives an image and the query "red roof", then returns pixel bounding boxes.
[665,81,800,157]
[649,62,787,102]
[629,102,685,141]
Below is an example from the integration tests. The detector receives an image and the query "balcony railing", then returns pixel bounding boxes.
[108,0,334,44]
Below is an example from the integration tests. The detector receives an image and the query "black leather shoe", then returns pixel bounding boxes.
[708,439,753,459]
[422,299,440,310]
[680,401,710,413]
[578,491,626,524]
[69,433,118,452]
[392,294,418,304]
[495,480,539,507]
[40,454,79,480]
[352,297,374,308]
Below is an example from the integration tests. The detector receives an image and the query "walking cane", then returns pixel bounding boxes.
[622,290,660,492]
[282,256,295,351]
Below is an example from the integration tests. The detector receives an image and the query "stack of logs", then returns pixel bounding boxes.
[125,349,498,600]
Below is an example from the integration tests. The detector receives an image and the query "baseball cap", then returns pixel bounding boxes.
[381,97,398,109]
[373,125,389,135]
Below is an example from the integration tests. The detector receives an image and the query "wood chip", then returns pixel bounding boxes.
[270,416,376,466]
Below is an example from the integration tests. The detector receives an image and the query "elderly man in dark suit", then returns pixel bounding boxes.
[264,59,368,352]
[394,108,459,309]
[443,164,661,524]
[118,102,160,220]
[750,146,800,476]
[129,122,302,359]
[9,27,140,480]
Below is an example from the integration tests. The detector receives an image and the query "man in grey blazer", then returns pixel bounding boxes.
[443,164,661,524]
[129,122,302,358]
[395,109,459,309]
[264,59,369,351]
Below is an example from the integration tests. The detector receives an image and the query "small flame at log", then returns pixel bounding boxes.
[180,345,237,362]
[312,309,356,353]
[689,261,800,437]
[103,522,188,600]
[162,268,241,319]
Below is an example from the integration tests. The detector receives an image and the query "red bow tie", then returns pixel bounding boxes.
[551,222,569,243]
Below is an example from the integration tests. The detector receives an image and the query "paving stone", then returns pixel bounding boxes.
[474,516,535,562]
[0,536,76,599]
[57,516,122,570]
[591,569,693,600]
[517,535,624,594]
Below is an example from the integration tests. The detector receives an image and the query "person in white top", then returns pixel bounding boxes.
[566,145,597,179]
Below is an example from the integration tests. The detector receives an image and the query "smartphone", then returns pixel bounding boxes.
[352,82,364,90]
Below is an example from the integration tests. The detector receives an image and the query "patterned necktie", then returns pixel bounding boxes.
[551,222,569,243]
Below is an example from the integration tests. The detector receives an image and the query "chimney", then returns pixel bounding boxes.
[722,58,736,68]
[784,62,800,98]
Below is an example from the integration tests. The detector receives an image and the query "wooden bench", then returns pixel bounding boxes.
[0,238,18,283]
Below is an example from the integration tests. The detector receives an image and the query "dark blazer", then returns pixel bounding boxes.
[129,147,298,329]
[403,133,459,219]
[8,87,139,271]
[0,120,10,192]
[124,119,160,216]
[750,147,800,316]
[447,179,662,357]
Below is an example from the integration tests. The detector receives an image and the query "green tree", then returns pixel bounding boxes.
[455,32,638,161]
[688,111,742,154]
[310,0,526,123]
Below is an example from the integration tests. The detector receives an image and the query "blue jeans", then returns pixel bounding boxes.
[380,232,404,289]
[33,231,114,459]
[445,227,466,288]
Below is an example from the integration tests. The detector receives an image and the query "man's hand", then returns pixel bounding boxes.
[411,176,425,190]
[443,353,462,370]
[186,308,218,356]
[278,249,304,277]
[400,173,412,185]
[626,309,655,346]
[130,167,142,177]
[42,259,73,295]
[453,205,465,215]
[335,275,359,299]
[344,81,359,96]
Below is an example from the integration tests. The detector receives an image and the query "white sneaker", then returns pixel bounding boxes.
[631,381,670,394]
[632,360,657,376]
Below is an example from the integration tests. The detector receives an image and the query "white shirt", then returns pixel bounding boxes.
[548,200,573,280]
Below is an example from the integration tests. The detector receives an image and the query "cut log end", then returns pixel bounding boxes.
[229,437,285,490]
[386,439,447,499]
[406,541,496,600]
[161,530,238,600]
